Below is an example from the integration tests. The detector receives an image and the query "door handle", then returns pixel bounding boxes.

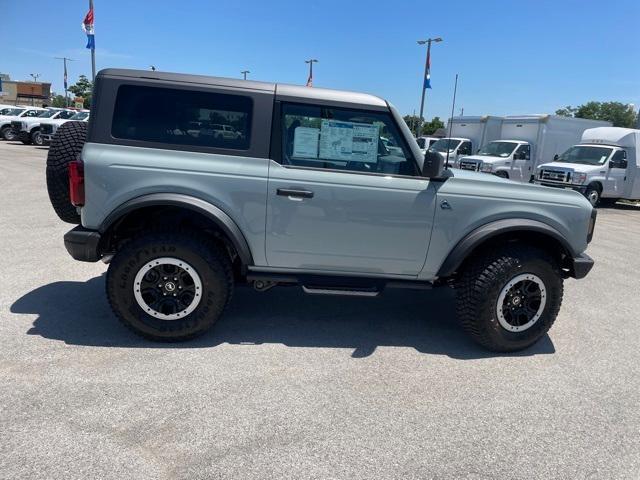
[277,188,314,199]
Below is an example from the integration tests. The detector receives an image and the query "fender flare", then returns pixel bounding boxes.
[99,193,254,266]
[436,218,576,277]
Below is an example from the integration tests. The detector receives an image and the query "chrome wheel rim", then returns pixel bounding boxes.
[33,132,43,145]
[587,189,599,206]
[133,257,202,320]
[496,273,546,332]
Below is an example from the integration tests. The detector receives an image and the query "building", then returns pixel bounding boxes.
[0,74,52,107]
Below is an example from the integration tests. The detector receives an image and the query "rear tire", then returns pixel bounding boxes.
[106,231,233,342]
[456,245,563,352]
[45,121,88,224]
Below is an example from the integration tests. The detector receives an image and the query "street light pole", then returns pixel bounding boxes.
[241,70,250,80]
[29,73,40,106]
[305,59,318,87]
[55,57,74,107]
[416,37,442,136]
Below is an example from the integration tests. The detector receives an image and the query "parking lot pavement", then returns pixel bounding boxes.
[0,140,639,479]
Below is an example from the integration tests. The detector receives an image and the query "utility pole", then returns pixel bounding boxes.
[55,57,74,107]
[305,59,318,87]
[416,37,443,136]
[241,70,250,80]
[89,0,96,82]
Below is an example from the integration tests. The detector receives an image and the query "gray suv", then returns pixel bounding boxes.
[46,69,596,352]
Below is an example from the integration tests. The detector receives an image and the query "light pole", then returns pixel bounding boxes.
[29,74,40,106]
[305,59,318,87]
[241,70,250,80]
[55,57,74,107]
[416,37,442,136]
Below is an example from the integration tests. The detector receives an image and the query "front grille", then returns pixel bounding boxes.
[459,161,480,171]
[40,124,53,135]
[11,121,22,131]
[539,169,571,183]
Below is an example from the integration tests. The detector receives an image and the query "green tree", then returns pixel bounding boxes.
[555,101,636,128]
[50,95,67,108]
[403,114,421,134]
[421,116,445,136]
[68,75,93,108]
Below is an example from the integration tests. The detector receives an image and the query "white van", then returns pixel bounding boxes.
[429,115,503,167]
[457,115,610,182]
[535,127,640,206]
[416,136,439,152]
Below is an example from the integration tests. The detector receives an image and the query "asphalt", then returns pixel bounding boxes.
[0,140,638,479]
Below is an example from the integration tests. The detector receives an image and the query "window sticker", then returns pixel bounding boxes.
[319,120,379,163]
[293,126,319,158]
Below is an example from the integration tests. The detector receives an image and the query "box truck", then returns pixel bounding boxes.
[428,115,503,166]
[535,127,640,206]
[456,115,611,182]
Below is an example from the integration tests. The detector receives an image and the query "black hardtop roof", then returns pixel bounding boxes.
[97,68,388,109]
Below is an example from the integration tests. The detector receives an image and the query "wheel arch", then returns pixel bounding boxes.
[98,193,254,267]
[436,218,576,278]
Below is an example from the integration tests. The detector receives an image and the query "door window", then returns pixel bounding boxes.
[515,144,530,160]
[458,141,472,155]
[611,150,627,168]
[280,103,419,176]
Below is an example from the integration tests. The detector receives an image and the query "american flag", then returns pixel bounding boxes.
[82,8,95,50]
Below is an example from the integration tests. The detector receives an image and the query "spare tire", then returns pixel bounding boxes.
[46,121,88,224]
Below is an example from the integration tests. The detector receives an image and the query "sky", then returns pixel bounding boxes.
[1,0,638,120]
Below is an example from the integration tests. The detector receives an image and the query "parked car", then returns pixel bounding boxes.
[46,68,596,352]
[12,108,76,145]
[428,137,474,166]
[0,106,47,141]
[535,127,640,206]
[40,110,90,144]
[456,115,611,181]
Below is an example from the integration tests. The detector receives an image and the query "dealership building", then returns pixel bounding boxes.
[0,74,52,107]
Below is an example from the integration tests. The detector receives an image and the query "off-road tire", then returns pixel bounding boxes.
[456,245,563,352]
[106,231,234,342]
[45,121,88,224]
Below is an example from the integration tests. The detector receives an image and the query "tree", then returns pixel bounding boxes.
[402,115,445,136]
[555,101,636,128]
[50,95,67,108]
[421,116,445,136]
[68,75,93,108]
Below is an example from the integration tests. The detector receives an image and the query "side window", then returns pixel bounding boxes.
[459,141,472,155]
[111,84,252,150]
[280,103,418,176]
[516,144,530,160]
[24,110,41,117]
[611,150,626,166]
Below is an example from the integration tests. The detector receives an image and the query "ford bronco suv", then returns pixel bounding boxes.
[46,69,596,352]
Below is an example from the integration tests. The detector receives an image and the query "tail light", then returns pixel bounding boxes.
[68,160,85,206]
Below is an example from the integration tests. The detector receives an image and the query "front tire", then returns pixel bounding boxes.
[456,245,563,352]
[106,231,233,341]
[585,184,601,207]
[31,129,44,146]
[1,126,16,141]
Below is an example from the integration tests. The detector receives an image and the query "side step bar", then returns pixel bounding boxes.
[301,286,381,297]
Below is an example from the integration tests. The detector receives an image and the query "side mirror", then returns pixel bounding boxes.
[553,154,559,161]
[422,150,445,178]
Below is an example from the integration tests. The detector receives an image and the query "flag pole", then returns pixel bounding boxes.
[89,0,96,82]
[416,37,443,136]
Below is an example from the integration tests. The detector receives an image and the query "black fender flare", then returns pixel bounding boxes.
[99,193,254,266]
[436,218,576,277]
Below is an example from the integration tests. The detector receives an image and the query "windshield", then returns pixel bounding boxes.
[2,108,25,116]
[430,138,461,153]
[477,141,519,157]
[38,110,58,118]
[70,111,89,121]
[556,145,613,165]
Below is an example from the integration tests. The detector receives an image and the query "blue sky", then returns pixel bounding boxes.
[2,0,638,120]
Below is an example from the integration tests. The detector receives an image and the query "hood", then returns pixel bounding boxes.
[0,115,26,123]
[41,118,70,127]
[460,154,508,163]
[537,161,603,173]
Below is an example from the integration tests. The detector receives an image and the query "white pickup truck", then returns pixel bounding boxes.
[535,127,640,206]
[0,106,47,141]
[456,115,610,182]
[13,108,76,145]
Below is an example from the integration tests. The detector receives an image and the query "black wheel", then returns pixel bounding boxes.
[456,245,563,352]
[495,171,509,179]
[106,231,233,342]
[31,129,44,146]
[1,126,16,141]
[585,184,601,207]
[45,121,88,224]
